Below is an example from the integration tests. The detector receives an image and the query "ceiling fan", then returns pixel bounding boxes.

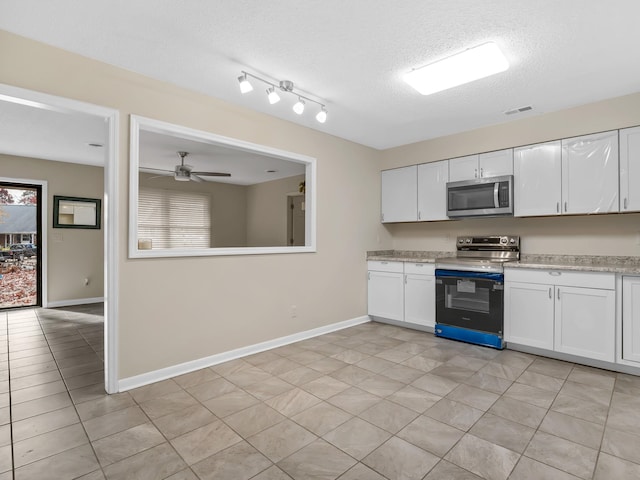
[148,151,231,182]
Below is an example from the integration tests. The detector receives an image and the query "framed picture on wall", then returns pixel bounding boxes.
[53,195,102,229]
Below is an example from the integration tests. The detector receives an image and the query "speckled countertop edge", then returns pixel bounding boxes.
[367,250,640,274]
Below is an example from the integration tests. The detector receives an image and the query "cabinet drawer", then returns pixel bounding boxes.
[505,268,614,290]
[367,260,404,273]
[404,262,435,275]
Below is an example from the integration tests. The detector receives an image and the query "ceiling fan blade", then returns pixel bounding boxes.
[190,174,204,183]
[191,171,231,177]
[147,175,171,180]
[142,167,174,173]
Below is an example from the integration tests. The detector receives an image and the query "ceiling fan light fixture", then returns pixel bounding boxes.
[174,171,191,181]
[316,107,327,123]
[404,42,509,95]
[266,86,280,104]
[293,98,305,115]
[238,73,253,93]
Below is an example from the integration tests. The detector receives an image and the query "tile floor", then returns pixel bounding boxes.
[1,307,640,479]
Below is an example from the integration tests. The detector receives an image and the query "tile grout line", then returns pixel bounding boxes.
[31,308,107,479]
[3,311,15,480]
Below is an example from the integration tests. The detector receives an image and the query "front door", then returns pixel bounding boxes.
[0,182,42,309]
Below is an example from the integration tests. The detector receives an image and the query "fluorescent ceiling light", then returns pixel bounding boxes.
[404,42,509,95]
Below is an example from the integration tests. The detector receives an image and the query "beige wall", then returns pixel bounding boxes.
[0,154,104,302]
[246,174,305,247]
[139,172,247,247]
[381,92,640,256]
[0,30,389,379]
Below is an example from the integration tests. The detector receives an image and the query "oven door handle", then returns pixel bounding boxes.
[435,269,504,282]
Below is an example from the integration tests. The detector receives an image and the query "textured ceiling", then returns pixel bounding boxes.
[1,1,640,149]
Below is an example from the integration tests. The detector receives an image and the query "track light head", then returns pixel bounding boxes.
[293,98,305,115]
[266,86,280,104]
[316,107,327,123]
[238,73,253,93]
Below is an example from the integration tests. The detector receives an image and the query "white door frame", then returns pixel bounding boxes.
[0,84,120,394]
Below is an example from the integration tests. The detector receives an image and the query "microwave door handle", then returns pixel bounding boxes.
[493,182,500,207]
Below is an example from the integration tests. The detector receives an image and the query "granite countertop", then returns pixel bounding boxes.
[367,250,640,274]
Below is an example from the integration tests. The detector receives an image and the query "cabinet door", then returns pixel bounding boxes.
[622,276,640,363]
[405,273,435,328]
[381,166,417,223]
[504,282,555,350]
[417,161,448,221]
[555,286,615,362]
[619,126,640,213]
[514,141,562,217]
[368,271,404,321]
[561,131,619,214]
[479,149,513,178]
[448,154,479,182]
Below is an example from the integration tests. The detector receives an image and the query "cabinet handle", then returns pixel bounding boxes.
[549,287,552,299]
[474,168,478,178]
[557,288,561,300]
[480,167,484,177]
[368,272,370,280]
[381,213,384,222]
[381,261,388,265]
[549,271,561,276]
[624,198,628,210]
[556,202,560,213]
[418,211,421,220]
[564,201,568,212]
[405,274,408,284]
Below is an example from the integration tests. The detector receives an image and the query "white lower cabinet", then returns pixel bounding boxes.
[505,268,615,363]
[404,263,436,328]
[622,276,640,363]
[555,286,615,362]
[367,261,435,327]
[504,282,554,350]
[367,261,404,321]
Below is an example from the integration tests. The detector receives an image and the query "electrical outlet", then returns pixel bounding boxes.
[290,305,297,318]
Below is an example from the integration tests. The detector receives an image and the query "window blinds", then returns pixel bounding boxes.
[138,187,211,248]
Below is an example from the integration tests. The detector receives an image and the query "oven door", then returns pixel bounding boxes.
[435,269,504,335]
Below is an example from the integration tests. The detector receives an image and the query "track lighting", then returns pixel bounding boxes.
[293,98,305,115]
[316,107,327,124]
[266,86,280,104]
[237,73,253,93]
[238,70,328,123]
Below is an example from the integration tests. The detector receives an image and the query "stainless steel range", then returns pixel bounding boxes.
[434,235,520,349]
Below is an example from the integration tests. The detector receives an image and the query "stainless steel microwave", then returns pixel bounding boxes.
[447,175,514,218]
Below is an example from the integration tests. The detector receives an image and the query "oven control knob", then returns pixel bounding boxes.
[458,238,464,244]
[465,238,471,244]
[510,238,516,244]
[500,237,508,245]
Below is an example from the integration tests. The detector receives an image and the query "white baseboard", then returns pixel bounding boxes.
[46,297,105,308]
[118,315,371,392]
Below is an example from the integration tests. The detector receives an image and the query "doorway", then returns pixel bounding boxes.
[287,194,305,246]
[0,83,119,393]
[0,182,42,309]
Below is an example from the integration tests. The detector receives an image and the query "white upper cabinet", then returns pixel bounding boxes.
[561,130,619,214]
[448,150,513,181]
[381,165,417,223]
[448,154,479,182]
[478,149,514,178]
[417,161,449,221]
[514,141,562,217]
[620,126,640,213]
